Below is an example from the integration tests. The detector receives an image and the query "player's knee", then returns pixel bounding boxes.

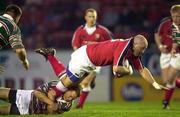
[166,82,176,88]
[81,82,90,88]
[82,86,91,92]
[162,78,168,84]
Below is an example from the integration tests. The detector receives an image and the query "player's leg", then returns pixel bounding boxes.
[164,54,180,109]
[161,67,175,109]
[35,48,66,77]
[159,53,172,109]
[76,71,96,109]
[163,66,178,108]
[0,88,11,114]
[0,89,20,115]
[175,73,180,88]
[54,46,92,98]
[0,104,11,114]
[0,88,11,101]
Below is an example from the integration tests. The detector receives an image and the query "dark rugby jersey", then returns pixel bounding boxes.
[0,15,24,50]
[29,81,58,114]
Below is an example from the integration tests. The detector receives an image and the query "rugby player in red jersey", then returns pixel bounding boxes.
[155,5,180,109]
[35,34,168,103]
[71,8,113,108]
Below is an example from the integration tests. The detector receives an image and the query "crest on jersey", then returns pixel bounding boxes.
[95,34,100,40]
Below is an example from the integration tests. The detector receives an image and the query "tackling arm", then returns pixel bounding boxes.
[33,90,58,114]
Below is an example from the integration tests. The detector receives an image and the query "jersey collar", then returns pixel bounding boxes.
[3,14,14,21]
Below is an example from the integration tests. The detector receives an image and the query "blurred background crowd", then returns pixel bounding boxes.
[0,0,179,49]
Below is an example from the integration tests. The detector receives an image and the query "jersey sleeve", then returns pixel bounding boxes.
[9,27,24,50]
[102,27,114,40]
[71,27,82,49]
[156,20,165,36]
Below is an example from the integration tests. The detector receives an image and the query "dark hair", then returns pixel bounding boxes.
[5,4,22,17]
[68,86,81,97]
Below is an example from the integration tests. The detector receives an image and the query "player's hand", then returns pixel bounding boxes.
[22,59,29,70]
[171,48,177,57]
[58,100,72,111]
[124,60,133,75]
[0,65,5,74]
[152,82,169,90]
[159,45,168,53]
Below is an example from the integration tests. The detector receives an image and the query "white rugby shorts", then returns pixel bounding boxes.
[15,90,33,115]
[170,54,180,70]
[68,45,96,79]
[160,53,171,69]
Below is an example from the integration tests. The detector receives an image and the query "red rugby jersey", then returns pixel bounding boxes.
[86,38,144,71]
[72,24,113,49]
[156,17,173,52]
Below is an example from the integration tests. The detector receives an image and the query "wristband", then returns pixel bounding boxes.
[152,82,161,89]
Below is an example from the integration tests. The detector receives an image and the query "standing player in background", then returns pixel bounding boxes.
[0,4,29,72]
[71,8,113,109]
[155,5,180,109]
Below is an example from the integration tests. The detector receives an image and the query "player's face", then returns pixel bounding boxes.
[63,90,78,101]
[171,11,180,26]
[14,15,21,24]
[133,44,147,56]
[85,11,97,27]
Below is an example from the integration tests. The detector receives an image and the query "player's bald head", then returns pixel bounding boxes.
[132,35,148,56]
[134,34,148,49]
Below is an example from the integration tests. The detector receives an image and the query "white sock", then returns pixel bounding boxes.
[56,81,68,92]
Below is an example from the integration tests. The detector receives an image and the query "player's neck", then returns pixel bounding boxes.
[86,23,95,28]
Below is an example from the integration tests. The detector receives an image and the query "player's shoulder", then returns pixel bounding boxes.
[159,17,172,25]
[97,24,109,31]
[75,25,84,31]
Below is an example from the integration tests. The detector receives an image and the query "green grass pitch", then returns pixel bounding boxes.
[0,101,180,117]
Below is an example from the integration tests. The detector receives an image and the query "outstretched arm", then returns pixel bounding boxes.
[139,67,168,90]
[15,48,29,70]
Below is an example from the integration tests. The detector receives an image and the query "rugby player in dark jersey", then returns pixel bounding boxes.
[0,81,80,115]
[0,4,29,73]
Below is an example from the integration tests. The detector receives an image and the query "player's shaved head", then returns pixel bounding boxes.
[134,34,148,48]
[133,35,148,56]
[4,4,22,24]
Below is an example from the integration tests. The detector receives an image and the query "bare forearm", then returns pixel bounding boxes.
[154,33,162,47]
[33,90,54,105]
[113,66,130,75]
[139,67,155,84]
[15,48,27,62]
[15,48,29,70]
